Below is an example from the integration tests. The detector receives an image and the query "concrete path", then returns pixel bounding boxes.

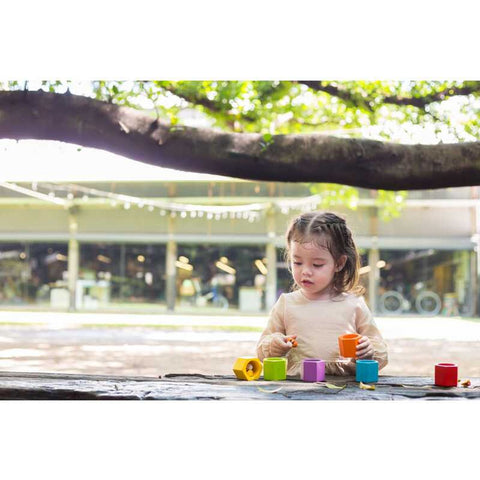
[0,311,268,328]
[1,311,479,341]
[1,311,479,377]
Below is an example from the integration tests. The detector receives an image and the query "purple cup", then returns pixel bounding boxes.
[302,359,326,382]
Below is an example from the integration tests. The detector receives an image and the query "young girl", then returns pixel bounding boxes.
[256,211,388,377]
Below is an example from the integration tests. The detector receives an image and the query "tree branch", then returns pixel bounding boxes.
[1,90,479,190]
[299,81,480,110]
[154,83,258,124]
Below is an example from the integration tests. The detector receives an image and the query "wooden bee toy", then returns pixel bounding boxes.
[286,336,298,348]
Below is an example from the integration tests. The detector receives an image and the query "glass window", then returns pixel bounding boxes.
[0,243,29,305]
[176,244,267,311]
[78,243,166,310]
[0,242,69,308]
[378,249,472,316]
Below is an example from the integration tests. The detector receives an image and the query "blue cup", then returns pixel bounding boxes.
[356,359,379,383]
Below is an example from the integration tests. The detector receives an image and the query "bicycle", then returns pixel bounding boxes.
[195,290,229,309]
[379,289,442,316]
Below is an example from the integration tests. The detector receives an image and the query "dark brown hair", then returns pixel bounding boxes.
[285,211,364,296]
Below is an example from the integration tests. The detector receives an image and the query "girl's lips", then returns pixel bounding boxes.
[301,280,314,286]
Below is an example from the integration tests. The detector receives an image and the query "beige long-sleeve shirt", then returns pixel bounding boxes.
[256,290,388,377]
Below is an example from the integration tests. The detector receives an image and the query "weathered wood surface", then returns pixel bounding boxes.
[0,371,479,400]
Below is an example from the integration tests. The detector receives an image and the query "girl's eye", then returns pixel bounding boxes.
[293,262,302,266]
[313,264,324,268]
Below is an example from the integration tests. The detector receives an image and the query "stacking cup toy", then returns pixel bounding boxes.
[356,359,379,383]
[338,333,361,358]
[434,363,458,387]
[302,359,326,382]
[233,357,262,381]
[263,357,287,381]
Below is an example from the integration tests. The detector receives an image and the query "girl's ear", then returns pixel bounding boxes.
[336,255,347,272]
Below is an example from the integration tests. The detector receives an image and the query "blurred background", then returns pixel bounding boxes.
[1,80,479,378]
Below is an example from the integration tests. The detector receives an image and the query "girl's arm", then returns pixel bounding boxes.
[355,298,389,370]
[256,294,292,361]
[325,361,356,376]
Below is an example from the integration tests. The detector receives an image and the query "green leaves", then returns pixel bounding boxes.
[4,79,478,214]
[309,184,407,222]
[309,183,360,211]
[19,80,477,146]
[376,190,407,222]
[260,132,274,152]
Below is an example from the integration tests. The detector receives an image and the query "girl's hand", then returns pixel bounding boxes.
[356,336,374,359]
[270,334,297,357]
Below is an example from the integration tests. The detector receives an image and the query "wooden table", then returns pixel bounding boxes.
[0,371,479,400]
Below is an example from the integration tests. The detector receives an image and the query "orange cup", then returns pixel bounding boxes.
[338,333,361,358]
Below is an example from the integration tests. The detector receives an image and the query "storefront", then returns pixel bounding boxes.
[1,145,479,316]
[0,210,477,316]
[377,249,472,316]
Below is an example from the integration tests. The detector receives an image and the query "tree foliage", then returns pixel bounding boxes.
[1,80,479,220]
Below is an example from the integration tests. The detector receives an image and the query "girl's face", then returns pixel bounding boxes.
[290,240,346,301]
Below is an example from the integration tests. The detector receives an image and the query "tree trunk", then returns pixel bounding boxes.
[1,90,480,190]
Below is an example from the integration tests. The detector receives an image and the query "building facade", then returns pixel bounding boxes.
[1,174,479,317]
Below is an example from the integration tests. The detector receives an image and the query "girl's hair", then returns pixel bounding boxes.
[284,211,365,296]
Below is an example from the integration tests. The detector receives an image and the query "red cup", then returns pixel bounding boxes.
[434,363,458,387]
[338,333,361,358]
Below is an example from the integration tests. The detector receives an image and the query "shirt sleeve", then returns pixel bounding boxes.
[325,360,357,376]
[355,297,389,370]
[256,294,287,361]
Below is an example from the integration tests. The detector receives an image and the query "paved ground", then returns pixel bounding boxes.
[0,311,479,378]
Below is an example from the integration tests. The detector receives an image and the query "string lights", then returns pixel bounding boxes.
[276,194,321,214]
[0,181,322,219]
[0,181,68,206]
